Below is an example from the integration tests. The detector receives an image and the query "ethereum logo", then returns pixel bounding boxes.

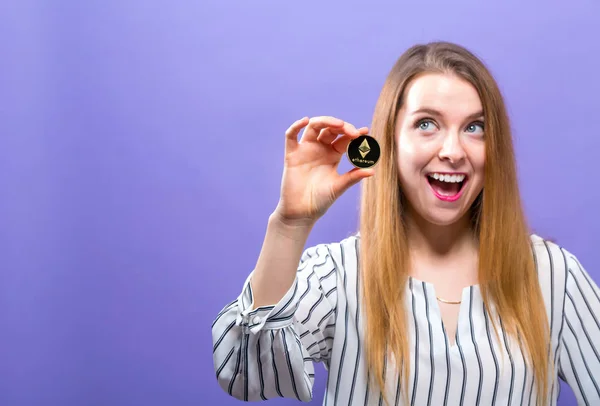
[358,139,371,158]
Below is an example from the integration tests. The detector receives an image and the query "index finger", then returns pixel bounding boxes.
[285,117,310,152]
[300,116,348,142]
[331,126,370,154]
[317,122,363,145]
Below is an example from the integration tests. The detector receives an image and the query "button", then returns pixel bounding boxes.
[252,316,261,324]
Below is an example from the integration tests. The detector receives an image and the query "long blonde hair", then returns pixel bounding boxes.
[359,41,550,405]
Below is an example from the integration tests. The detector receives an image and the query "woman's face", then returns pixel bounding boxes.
[395,72,485,227]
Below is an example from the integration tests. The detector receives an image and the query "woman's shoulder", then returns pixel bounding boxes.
[529,233,572,274]
[299,232,361,274]
[529,234,600,354]
[529,233,592,297]
[303,231,360,258]
[529,233,578,267]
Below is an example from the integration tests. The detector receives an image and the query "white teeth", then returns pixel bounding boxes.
[428,173,465,183]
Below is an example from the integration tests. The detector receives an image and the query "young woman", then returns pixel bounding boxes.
[211,42,600,405]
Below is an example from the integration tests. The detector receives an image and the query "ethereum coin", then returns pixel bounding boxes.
[347,135,380,169]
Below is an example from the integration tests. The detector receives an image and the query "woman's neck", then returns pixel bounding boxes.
[404,209,478,260]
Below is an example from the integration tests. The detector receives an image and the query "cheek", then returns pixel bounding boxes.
[397,133,432,170]
[397,149,433,198]
[467,144,486,189]
[396,138,419,183]
[471,145,486,173]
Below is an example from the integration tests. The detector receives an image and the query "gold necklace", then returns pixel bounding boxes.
[436,296,462,305]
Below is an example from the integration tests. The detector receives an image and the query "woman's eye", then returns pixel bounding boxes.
[417,120,436,131]
[465,122,484,134]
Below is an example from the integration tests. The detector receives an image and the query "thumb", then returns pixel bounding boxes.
[332,168,375,197]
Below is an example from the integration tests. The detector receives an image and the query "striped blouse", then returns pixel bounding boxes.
[211,234,600,405]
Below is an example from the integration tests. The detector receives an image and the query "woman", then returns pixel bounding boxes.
[211,42,600,405]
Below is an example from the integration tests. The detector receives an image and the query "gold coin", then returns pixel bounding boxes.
[346,135,380,169]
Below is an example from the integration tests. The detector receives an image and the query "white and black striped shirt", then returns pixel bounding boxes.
[211,234,600,405]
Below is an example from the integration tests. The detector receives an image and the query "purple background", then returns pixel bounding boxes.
[1,1,599,405]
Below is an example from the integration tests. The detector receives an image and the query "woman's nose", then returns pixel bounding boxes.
[438,132,466,164]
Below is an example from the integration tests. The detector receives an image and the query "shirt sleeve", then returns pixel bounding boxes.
[557,251,600,404]
[211,243,339,402]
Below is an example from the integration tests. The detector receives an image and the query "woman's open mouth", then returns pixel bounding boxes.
[426,172,468,202]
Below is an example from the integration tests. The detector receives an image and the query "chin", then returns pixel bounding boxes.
[423,212,468,227]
